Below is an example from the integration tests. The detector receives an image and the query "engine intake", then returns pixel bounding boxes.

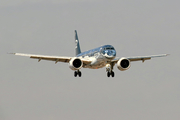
[117,58,131,71]
[69,57,83,70]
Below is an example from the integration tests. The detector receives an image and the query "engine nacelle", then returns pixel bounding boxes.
[69,57,83,70]
[117,57,131,71]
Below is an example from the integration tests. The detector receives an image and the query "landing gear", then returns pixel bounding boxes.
[106,63,115,77]
[107,71,115,77]
[74,70,82,77]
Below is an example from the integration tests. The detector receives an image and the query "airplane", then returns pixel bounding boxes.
[10,30,168,77]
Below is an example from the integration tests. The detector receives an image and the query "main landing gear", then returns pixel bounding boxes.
[107,71,115,77]
[74,70,82,77]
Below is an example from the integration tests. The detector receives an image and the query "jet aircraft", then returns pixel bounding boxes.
[11,30,168,77]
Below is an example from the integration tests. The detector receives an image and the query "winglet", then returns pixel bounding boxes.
[75,30,81,56]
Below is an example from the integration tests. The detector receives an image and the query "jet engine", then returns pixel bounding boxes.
[117,57,131,71]
[69,57,83,70]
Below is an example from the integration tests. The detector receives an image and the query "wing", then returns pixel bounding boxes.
[10,53,92,65]
[127,54,169,62]
[112,54,169,63]
[11,53,72,63]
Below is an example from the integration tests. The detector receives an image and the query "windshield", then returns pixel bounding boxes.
[102,47,116,56]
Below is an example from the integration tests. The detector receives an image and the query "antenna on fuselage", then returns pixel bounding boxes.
[75,30,81,56]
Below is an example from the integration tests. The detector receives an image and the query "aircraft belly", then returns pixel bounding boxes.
[83,61,106,69]
[82,54,112,69]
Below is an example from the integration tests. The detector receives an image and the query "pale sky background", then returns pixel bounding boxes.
[0,0,180,120]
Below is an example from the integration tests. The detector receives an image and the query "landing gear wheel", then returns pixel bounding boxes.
[78,71,82,77]
[74,71,78,77]
[107,71,115,77]
[111,71,115,77]
[107,72,111,77]
[74,71,82,77]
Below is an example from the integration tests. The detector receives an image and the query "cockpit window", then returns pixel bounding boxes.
[102,47,116,56]
[105,47,114,50]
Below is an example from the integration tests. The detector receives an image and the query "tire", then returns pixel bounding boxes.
[111,71,115,77]
[74,71,78,77]
[78,71,82,77]
[107,72,111,77]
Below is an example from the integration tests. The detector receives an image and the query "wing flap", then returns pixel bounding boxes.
[13,53,72,63]
[112,54,169,63]
[127,54,169,62]
[11,53,92,64]
[128,57,151,62]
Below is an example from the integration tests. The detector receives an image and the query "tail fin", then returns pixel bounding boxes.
[75,30,81,55]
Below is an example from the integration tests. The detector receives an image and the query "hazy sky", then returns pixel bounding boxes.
[1,0,180,120]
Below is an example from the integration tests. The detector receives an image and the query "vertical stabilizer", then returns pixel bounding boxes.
[75,30,81,55]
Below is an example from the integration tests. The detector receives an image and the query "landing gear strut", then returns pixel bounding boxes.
[74,70,82,77]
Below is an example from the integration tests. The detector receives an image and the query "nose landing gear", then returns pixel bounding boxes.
[106,63,115,77]
[74,70,82,77]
